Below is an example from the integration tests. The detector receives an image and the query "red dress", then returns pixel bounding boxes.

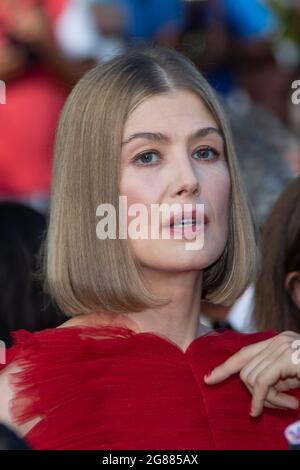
[1,325,300,450]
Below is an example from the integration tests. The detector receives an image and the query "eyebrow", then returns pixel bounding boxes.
[121,127,224,147]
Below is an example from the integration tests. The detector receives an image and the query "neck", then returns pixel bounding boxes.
[62,270,210,352]
[123,269,205,352]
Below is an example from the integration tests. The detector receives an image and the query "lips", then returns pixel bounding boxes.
[167,208,209,228]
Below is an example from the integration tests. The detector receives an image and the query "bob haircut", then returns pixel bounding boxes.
[45,45,257,316]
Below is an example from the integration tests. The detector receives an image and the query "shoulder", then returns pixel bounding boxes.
[0,363,18,429]
[216,327,277,339]
[0,332,45,436]
[0,362,41,438]
[202,328,279,354]
[0,322,134,440]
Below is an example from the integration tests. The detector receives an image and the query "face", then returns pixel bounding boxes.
[285,271,300,309]
[119,89,231,274]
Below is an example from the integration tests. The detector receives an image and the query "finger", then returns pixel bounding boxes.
[243,380,293,413]
[245,342,289,387]
[204,338,274,384]
[249,349,300,416]
[240,334,297,383]
[242,342,296,413]
[260,401,291,410]
[251,388,299,417]
[267,389,299,410]
[275,378,300,392]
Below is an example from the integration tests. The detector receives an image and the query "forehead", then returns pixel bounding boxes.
[123,90,219,135]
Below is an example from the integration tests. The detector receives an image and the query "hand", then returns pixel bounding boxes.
[204,331,300,417]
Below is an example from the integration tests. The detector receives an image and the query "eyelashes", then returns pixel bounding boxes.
[132,151,160,165]
[132,146,221,166]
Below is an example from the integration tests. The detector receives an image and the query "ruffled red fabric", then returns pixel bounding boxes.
[1,326,300,450]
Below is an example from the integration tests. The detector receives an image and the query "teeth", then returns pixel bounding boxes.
[172,219,196,227]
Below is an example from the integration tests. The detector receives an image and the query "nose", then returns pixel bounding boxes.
[170,156,200,199]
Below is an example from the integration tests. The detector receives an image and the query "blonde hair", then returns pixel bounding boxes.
[45,45,257,316]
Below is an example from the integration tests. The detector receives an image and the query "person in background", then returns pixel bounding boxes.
[54,0,125,63]
[0,0,96,211]
[181,0,296,125]
[181,0,278,90]
[91,0,186,49]
[0,203,66,348]
[253,176,300,333]
[205,177,300,418]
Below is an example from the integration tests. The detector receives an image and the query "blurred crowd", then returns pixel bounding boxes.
[0,0,300,345]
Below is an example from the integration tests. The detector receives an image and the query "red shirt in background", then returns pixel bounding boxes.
[0,0,67,198]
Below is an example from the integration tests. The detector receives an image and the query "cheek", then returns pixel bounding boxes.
[204,165,231,225]
[293,281,300,309]
[120,183,149,207]
[119,171,162,237]
[120,170,162,206]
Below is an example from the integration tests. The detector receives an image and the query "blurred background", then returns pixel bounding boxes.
[0,0,300,345]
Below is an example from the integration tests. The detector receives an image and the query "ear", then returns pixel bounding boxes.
[285,271,300,309]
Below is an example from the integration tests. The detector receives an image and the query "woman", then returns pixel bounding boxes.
[0,45,299,450]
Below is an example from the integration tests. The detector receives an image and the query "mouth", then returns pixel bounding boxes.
[168,222,205,238]
[169,209,209,228]
[164,208,209,238]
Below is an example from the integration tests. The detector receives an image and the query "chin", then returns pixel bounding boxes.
[146,254,218,272]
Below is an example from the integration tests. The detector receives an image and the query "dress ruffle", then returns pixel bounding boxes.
[1,326,300,449]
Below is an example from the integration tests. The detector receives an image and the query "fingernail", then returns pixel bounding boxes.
[204,370,213,380]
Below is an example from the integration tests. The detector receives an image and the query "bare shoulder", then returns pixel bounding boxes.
[0,363,41,438]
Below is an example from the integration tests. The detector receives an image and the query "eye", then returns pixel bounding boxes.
[193,146,220,160]
[132,151,161,166]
